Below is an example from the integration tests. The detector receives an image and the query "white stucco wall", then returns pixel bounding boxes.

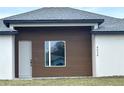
[93,34,124,77]
[0,35,15,80]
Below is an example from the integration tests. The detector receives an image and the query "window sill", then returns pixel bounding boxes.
[45,65,66,68]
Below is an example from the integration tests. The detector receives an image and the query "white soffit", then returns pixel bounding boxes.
[10,23,98,29]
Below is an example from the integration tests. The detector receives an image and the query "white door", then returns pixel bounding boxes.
[19,41,32,79]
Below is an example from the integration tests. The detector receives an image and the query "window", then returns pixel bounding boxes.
[45,41,66,67]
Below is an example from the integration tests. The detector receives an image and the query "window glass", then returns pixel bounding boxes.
[45,41,65,67]
[51,41,65,66]
[45,41,49,66]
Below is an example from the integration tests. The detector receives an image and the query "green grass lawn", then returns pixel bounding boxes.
[0,77,124,86]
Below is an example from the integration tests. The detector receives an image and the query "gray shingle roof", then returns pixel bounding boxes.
[3,7,110,20]
[1,7,124,32]
[93,20,124,32]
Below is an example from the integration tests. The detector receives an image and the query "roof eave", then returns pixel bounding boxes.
[4,19,104,25]
[92,31,124,34]
[0,31,18,35]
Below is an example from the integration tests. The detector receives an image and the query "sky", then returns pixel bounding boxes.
[0,7,124,19]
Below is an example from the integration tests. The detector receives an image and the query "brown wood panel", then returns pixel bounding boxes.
[15,26,92,77]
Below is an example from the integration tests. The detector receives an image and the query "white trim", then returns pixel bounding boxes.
[94,24,99,29]
[48,41,51,66]
[92,34,96,77]
[10,23,98,29]
[64,41,66,67]
[45,41,66,67]
[10,25,14,29]
[12,35,15,79]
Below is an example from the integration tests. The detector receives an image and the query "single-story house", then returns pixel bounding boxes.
[0,7,124,79]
